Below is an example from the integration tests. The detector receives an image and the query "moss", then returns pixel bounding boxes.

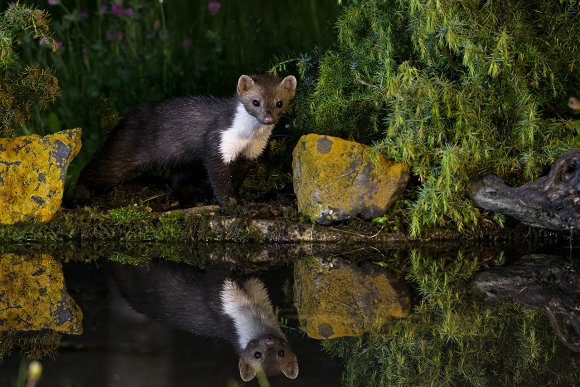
[108,205,152,226]
[0,201,527,247]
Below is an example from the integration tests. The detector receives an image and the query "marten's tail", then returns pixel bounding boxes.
[74,148,140,203]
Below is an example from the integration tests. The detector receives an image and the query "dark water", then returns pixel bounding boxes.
[1,241,579,387]
[0,258,340,387]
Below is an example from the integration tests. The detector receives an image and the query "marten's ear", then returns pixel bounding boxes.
[281,354,299,379]
[280,75,297,97]
[237,75,255,96]
[239,358,256,382]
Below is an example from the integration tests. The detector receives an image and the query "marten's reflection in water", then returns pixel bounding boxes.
[110,260,298,382]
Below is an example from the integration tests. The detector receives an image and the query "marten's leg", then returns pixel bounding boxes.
[170,163,212,205]
[230,158,253,197]
[203,153,236,208]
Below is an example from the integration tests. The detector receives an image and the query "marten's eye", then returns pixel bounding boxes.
[278,350,285,357]
[276,101,283,108]
[252,100,260,107]
[254,351,262,359]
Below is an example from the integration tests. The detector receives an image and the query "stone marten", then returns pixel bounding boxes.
[78,74,297,207]
[111,261,299,382]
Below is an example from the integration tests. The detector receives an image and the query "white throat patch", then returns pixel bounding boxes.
[220,278,283,351]
[219,103,274,164]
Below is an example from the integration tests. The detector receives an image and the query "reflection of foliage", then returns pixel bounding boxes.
[0,4,59,136]
[301,0,579,236]
[323,250,579,386]
[0,330,60,361]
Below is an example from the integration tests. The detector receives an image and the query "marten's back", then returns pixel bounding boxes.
[108,96,237,159]
[78,96,238,191]
[110,261,237,343]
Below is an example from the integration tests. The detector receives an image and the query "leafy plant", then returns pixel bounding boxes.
[0,3,59,136]
[301,0,580,236]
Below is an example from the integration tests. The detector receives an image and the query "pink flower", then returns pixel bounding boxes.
[180,38,193,48]
[106,31,124,42]
[48,0,59,5]
[77,10,89,21]
[124,8,134,17]
[208,1,221,14]
[39,37,62,51]
[111,3,124,17]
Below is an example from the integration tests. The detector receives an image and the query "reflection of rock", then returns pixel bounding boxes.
[294,257,410,339]
[0,253,83,334]
[471,254,580,352]
[467,149,580,232]
[0,129,82,224]
[292,134,409,224]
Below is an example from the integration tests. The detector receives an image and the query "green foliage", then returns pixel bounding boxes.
[0,4,59,136]
[11,0,339,197]
[322,249,580,386]
[106,205,194,241]
[0,330,60,362]
[108,251,150,265]
[303,0,580,236]
[107,204,151,226]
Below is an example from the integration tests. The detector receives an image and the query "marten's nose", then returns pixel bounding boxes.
[263,114,273,124]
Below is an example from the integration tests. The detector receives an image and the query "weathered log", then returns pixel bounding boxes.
[467,149,580,232]
[471,254,580,352]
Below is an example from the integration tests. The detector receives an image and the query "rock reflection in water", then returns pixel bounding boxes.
[321,248,580,386]
[294,256,410,339]
[111,260,299,382]
[0,253,82,334]
[472,253,580,352]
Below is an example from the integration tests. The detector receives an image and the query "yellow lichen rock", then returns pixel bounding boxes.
[0,129,82,224]
[292,134,409,224]
[294,257,410,339]
[0,253,83,334]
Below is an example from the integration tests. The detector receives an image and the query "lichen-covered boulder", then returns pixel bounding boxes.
[0,253,83,334]
[294,256,410,339]
[0,129,82,224]
[292,134,409,224]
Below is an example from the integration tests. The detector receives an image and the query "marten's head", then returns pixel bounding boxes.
[238,333,299,382]
[237,74,297,126]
